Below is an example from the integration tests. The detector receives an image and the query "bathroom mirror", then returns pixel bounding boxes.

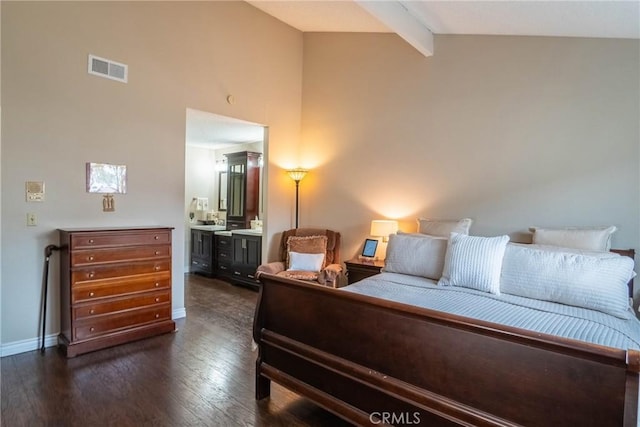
[218,171,227,211]
[86,162,127,193]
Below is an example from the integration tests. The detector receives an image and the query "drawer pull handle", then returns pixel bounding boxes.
[234,272,241,276]
[155,314,160,319]
[90,327,95,332]
[154,266,161,271]
[88,256,94,261]
[155,282,160,287]
[89,292,95,297]
[88,239,94,244]
[248,274,255,279]
[90,309,95,314]
[155,251,161,255]
[155,297,160,302]
[154,236,160,240]
[88,272,95,278]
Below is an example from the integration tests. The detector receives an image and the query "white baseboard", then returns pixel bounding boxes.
[2,309,187,358]
[1,333,58,357]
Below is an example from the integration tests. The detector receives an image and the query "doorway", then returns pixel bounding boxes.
[184,108,266,271]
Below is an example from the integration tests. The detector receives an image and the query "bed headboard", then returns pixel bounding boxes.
[611,248,635,297]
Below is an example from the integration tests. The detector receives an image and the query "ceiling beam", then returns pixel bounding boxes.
[354,0,434,57]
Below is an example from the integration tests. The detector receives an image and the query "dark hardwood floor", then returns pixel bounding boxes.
[1,274,352,427]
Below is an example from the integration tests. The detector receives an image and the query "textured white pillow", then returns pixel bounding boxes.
[382,232,448,280]
[511,243,619,259]
[438,233,510,294]
[287,252,325,272]
[417,218,473,237]
[530,226,617,251]
[501,243,634,319]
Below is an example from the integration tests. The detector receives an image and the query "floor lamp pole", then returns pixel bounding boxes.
[287,168,308,229]
[294,180,300,228]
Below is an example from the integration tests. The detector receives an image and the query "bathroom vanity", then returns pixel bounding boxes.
[190,225,226,276]
[228,229,262,288]
[189,150,263,287]
[190,225,262,289]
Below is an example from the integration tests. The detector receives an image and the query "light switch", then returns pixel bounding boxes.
[27,213,37,226]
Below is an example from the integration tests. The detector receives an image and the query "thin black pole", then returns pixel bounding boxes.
[41,254,50,353]
[42,244,60,353]
[294,180,300,228]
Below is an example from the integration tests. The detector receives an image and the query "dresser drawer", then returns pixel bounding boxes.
[217,263,231,274]
[231,268,258,282]
[71,245,170,266]
[72,260,171,283]
[216,236,232,247]
[72,275,171,303]
[73,290,171,319]
[70,230,171,249]
[217,250,232,263]
[74,305,171,341]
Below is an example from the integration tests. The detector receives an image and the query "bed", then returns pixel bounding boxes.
[253,233,640,426]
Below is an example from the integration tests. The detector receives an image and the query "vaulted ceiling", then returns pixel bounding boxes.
[248,0,640,57]
[188,1,640,148]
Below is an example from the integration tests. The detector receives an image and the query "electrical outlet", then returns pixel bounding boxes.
[27,213,37,226]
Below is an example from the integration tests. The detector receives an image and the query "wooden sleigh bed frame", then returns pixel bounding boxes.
[253,260,640,426]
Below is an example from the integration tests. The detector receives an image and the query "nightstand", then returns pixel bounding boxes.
[344,258,385,285]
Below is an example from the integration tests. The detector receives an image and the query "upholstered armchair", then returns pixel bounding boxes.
[256,228,343,287]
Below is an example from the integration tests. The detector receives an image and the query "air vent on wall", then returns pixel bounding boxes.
[88,54,128,83]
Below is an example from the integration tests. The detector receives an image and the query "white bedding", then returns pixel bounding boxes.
[340,272,640,351]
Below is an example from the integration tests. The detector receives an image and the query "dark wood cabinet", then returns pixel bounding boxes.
[215,233,233,279]
[190,229,214,276]
[230,233,262,289]
[344,258,385,285]
[224,151,261,230]
[58,227,176,357]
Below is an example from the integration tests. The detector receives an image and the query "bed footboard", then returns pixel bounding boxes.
[253,273,640,426]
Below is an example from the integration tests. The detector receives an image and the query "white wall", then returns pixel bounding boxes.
[1,1,303,355]
[4,3,638,356]
[301,33,640,294]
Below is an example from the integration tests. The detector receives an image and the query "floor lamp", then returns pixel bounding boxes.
[287,168,308,228]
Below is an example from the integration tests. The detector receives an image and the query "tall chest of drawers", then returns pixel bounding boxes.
[58,227,176,357]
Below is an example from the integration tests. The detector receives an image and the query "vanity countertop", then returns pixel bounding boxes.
[231,229,263,236]
[201,228,262,236]
[191,225,227,232]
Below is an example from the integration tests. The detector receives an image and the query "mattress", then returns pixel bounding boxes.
[341,272,640,350]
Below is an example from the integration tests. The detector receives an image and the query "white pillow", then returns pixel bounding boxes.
[287,252,325,272]
[438,233,510,294]
[529,226,617,251]
[417,218,473,237]
[510,243,619,259]
[501,243,634,319]
[382,232,448,280]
